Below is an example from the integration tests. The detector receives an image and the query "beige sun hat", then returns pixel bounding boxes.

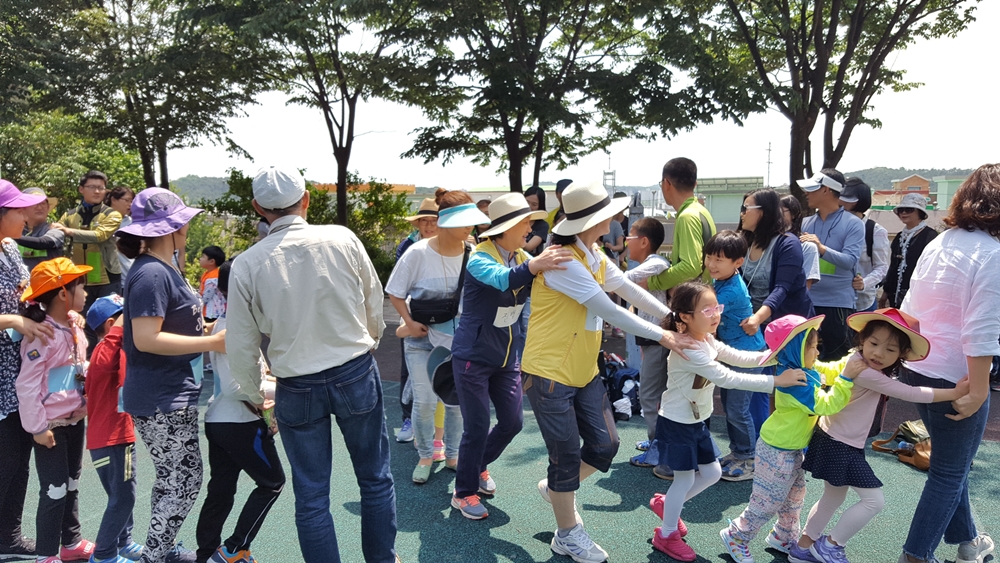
[404,198,439,222]
[479,193,548,238]
[22,187,58,209]
[551,182,630,236]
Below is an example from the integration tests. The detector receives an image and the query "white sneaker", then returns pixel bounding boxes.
[957,534,995,563]
[550,524,609,563]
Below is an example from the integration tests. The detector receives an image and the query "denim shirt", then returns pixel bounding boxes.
[802,208,864,309]
[714,274,766,352]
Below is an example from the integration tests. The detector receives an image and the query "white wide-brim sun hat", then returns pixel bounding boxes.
[552,182,630,236]
[479,193,548,238]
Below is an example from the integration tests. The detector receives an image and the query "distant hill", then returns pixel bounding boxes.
[842,167,973,191]
[172,175,229,202]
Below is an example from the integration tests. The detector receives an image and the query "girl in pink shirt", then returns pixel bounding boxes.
[790,309,968,563]
[14,258,95,563]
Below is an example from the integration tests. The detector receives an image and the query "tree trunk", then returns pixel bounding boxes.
[507,163,523,193]
[334,156,349,226]
[788,120,812,203]
[156,140,169,190]
[138,145,156,189]
[531,124,546,188]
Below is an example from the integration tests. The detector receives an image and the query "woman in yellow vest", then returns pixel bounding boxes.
[521,181,696,562]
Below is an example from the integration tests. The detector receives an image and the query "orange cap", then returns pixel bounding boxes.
[21,257,92,302]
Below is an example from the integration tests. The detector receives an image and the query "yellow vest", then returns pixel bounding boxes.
[522,243,606,387]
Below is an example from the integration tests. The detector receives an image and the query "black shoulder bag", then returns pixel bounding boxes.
[408,244,471,325]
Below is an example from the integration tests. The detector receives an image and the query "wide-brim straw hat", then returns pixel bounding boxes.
[22,187,58,209]
[759,314,825,366]
[847,308,930,361]
[479,193,548,238]
[552,182,630,236]
[405,198,439,222]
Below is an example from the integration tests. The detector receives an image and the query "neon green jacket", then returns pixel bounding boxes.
[648,197,715,290]
[759,347,854,451]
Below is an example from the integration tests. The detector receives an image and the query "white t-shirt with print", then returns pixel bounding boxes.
[385,238,465,348]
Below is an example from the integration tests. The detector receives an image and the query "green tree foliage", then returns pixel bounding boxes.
[188,0,434,225]
[0,0,267,189]
[404,0,762,192]
[198,170,409,285]
[718,0,979,192]
[0,111,145,215]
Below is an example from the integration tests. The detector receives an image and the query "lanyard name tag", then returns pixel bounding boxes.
[493,303,524,328]
[190,355,204,384]
[48,365,81,393]
[6,328,22,342]
[819,258,836,275]
[117,388,125,413]
[690,400,700,420]
[585,314,602,332]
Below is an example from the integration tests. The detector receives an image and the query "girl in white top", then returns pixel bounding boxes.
[647,281,807,562]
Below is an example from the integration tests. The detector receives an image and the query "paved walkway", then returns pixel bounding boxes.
[15,305,997,562]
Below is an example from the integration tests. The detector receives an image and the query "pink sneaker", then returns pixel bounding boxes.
[36,557,61,563]
[60,539,95,562]
[648,494,688,537]
[652,527,696,562]
[432,439,446,462]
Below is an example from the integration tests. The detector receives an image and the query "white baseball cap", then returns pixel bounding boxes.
[253,166,306,210]
[796,172,844,193]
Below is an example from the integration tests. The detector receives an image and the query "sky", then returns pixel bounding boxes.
[170,2,1000,190]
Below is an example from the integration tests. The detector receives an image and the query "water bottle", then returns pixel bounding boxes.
[898,440,913,451]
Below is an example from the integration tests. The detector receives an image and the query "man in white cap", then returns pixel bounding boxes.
[226,166,396,563]
[798,168,865,361]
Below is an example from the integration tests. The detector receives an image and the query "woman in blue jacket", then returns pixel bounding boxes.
[448,193,571,520]
[737,188,814,431]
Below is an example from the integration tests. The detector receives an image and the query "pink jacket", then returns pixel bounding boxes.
[15,313,88,435]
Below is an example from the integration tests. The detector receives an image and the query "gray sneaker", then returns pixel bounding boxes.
[451,493,488,520]
[550,524,608,563]
[957,534,995,563]
[720,458,755,482]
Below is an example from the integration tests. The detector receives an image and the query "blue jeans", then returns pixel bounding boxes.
[720,387,755,460]
[403,336,463,460]
[274,353,396,563]
[901,368,990,560]
[90,443,137,560]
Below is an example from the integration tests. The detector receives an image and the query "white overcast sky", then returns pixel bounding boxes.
[171,2,1000,190]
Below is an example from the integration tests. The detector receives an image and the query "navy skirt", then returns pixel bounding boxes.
[802,428,882,488]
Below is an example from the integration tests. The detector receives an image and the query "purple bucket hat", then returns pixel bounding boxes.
[0,180,47,209]
[118,187,202,237]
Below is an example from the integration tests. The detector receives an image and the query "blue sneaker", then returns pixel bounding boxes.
[636,439,650,451]
[788,541,823,563]
[90,555,130,563]
[630,450,655,467]
[118,542,143,561]
[164,542,196,563]
[810,536,850,563]
[395,419,414,443]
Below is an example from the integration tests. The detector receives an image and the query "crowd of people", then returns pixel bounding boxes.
[0,159,995,563]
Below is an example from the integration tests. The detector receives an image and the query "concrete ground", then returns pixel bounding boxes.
[15,302,998,562]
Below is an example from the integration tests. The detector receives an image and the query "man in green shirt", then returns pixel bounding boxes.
[647,157,716,292]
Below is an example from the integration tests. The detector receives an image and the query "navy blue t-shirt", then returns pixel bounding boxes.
[122,254,204,416]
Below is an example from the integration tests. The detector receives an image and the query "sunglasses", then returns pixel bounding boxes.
[740,205,761,214]
[894,208,916,215]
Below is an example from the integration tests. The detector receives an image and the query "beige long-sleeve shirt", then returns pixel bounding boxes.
[227,215,385,402]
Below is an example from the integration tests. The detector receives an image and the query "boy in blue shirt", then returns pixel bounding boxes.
[703,230,767,481]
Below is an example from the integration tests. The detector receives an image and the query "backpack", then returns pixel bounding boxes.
[601,352,641,421]
[872,419,931,471]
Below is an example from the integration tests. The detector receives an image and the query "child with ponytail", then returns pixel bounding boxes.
[646,281,809,562]
[14,258,96,563]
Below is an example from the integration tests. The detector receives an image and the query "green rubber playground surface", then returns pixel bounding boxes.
[17,377,998,563]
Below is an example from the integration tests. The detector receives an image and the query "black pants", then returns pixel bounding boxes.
[814,306,855,362]
[399,338,412,421]
[33,422,85,557]
[0,411,33,546]
[195,420,285,562]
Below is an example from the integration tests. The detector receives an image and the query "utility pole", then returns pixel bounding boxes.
[603,152,616,196]
[766,142,773,187]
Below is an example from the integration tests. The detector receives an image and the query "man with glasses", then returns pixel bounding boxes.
[797,168,865,361]
[51,170,124,352]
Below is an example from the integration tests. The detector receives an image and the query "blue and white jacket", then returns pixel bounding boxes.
[451,241,535,368]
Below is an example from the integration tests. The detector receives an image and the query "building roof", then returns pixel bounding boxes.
[696,177,765,193]
[890,174,931,183]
